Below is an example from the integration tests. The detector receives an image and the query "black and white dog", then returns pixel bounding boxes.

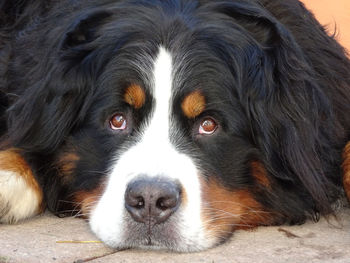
[1,0,350,252]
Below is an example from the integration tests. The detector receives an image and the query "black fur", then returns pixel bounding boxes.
[1,0,350,244]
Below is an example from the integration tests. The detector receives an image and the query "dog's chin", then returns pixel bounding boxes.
[100,237,218,253]
[94,233,214,253]
[89,212,219,252]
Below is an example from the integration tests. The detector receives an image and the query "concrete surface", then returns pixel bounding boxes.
[1,208,350,263]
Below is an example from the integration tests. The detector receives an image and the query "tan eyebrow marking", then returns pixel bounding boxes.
[181,90,206,119]
[124,84,146,109]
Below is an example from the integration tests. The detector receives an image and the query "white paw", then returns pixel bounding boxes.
[0,170,42,223]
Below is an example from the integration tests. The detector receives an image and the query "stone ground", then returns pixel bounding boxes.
[1,0,350,262]
[1,209,350,263]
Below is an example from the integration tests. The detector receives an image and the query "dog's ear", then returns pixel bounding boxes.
[63,11,111,47]
[60,10,112,63]
[213,1,339,212]
[7,10,112,153]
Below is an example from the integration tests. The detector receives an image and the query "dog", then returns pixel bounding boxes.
[1,0,350,252]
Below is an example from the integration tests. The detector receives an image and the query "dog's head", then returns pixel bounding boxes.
[7,0,341,251]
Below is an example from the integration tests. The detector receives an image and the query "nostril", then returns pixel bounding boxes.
[133,196,145,209]
[156,198,167,210]
[125,186,143,207]
[125,194,145,223]
[156,195,178,211]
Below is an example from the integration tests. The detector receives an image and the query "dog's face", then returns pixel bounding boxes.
[77,46,270,251]
[63,44,268,251]
[7,0,342,252]
[55,7,274,251]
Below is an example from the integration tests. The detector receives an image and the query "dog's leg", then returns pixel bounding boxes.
[0,149,43,223]
[342,142,350,201]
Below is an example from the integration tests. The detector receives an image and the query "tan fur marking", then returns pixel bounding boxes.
[181,90,206,119]
[342,142,350,201]
[201,177,273,236]
[0,149,44,214]
[251,161,271,188]
[74,185,105,218]
[57,152,80,182]
[124,84,146,109]
[180,185,187,207]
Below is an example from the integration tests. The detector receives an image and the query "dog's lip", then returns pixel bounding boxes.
[120,218,180,248]
[145,236,153,246]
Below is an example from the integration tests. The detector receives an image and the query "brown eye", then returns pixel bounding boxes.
[199,118,217,135]
[109,114,127,130]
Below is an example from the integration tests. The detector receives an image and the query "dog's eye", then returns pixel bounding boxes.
[110,114,127,130]
[199,118,217,135]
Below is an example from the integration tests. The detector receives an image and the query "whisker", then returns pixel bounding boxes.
[57,199,82,205]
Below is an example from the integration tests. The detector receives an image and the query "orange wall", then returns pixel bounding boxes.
[301,0,350,52]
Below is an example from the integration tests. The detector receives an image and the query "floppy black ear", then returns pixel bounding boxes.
[7,10,112,153]
[212,1,340,212]
[60,10,112,63]
[64,11,111,47]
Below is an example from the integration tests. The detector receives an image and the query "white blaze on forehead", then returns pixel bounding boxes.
[89,47,214,251]
[115,47,179,176]
[150,47,173,139]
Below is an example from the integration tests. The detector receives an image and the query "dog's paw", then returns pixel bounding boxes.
[0,191,11,221]
[0,150,43,224]
[0,170,42,223]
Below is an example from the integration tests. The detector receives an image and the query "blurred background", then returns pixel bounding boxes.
[302,0,350,52]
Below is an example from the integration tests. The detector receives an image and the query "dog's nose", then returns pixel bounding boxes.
[124,177,181,225]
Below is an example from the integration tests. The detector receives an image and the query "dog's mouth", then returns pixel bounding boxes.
[89,189,216,252]
[84,172,274,252]
[94,211,190,251]
[124,218,180,249]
